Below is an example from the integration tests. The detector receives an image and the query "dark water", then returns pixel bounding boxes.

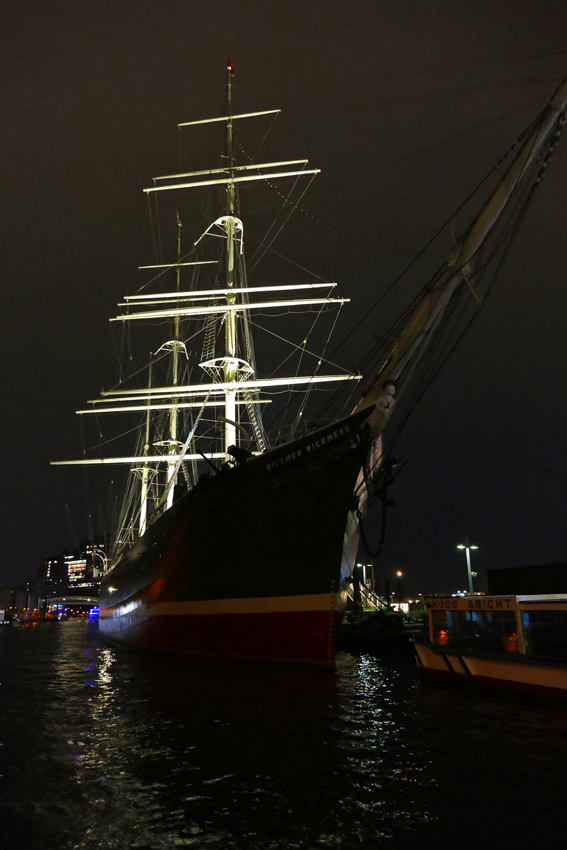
[2,621,567,849]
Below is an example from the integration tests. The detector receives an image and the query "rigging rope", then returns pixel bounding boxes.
[382,116,565,456]
[296,104,553,432]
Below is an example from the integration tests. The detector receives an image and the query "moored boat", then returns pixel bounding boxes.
[413,594,567,698]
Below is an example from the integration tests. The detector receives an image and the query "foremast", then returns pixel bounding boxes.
[139,356,153,536]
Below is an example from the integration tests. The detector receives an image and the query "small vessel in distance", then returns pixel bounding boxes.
[414,594,567,699]
[52,67,567,666]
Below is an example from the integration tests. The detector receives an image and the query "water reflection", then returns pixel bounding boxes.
[2,620,567,849]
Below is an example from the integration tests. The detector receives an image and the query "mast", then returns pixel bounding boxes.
[224,61,238,457]
[139,355,153,536]
[164,216,183,509]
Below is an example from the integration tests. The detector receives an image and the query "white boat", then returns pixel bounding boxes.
[414,593,567,698]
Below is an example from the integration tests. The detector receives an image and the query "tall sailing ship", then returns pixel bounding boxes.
[53,67,567,666]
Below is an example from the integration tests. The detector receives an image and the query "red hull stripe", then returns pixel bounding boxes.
[100,592,337,619]
[100,608,339,667]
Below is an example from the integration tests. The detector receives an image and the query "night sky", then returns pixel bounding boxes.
[2,0,567,596]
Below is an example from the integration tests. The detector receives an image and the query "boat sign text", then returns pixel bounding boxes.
[428,597,516,611]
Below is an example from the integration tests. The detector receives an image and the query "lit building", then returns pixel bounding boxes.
[65,555,87,584]
[36,539,108,597]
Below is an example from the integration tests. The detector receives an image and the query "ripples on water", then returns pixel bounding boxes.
[1,620,567,849]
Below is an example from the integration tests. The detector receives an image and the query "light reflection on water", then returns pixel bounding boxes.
[1,620,567,849]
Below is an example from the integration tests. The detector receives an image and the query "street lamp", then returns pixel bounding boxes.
[394,570,404,604]
[457,541,478,594]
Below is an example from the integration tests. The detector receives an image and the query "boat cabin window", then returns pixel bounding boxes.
[523,610,567,660]
[431,609,518,652]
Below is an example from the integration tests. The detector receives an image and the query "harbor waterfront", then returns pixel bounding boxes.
[2,620,567,849]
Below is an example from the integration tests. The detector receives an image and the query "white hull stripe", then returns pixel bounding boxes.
[101,592,338,619]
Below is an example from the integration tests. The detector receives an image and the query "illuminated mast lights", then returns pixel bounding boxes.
[165,217,185,508]
[54,83,368,500]
[139,105,322,464]
[224,65,238,457]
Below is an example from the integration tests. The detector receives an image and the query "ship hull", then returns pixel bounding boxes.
[100,599,339,666]
[100,410,371,666]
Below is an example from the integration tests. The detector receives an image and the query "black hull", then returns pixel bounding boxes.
[100,409,371,665]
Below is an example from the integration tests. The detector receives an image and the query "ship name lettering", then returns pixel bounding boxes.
[267,448,303,471]
[305,427,347,454]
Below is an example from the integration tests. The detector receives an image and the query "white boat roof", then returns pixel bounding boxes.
[517,594,567,603]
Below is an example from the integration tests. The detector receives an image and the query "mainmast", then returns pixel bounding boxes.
[223,61,238,457]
